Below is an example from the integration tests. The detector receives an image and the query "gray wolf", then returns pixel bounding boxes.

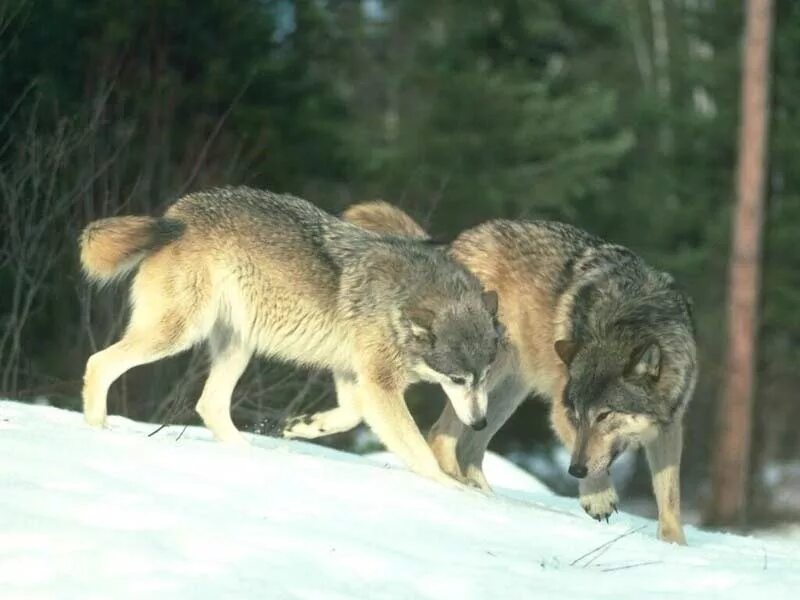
[340,201,697,544]
[80,187,501,487]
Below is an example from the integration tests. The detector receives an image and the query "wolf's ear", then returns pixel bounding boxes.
[404,306,436,342]
[628,342,661,379]
[554,339,579,366]
[482,290,499,316]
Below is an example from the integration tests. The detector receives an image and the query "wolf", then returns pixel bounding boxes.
[79,187,502,487]
[338,201,697,544]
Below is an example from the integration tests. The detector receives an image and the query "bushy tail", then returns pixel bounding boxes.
[342,201,429,240]
[79,216,185,283]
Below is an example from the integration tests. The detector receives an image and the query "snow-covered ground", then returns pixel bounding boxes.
[364,450,554,497]
[1,400,797,600]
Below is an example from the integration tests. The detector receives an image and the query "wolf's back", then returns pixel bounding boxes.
[80,216,185,283]
[342,201,429,239]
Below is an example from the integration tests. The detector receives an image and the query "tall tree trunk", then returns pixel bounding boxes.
[623,0,653,92]
[649,0,673,153]
[707,0,773,527]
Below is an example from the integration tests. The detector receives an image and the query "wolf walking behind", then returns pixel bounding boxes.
[338,201,697,544]
[79,187,502,487]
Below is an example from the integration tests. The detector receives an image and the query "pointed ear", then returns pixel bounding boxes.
[404,306,436,341]
[629,342,661,379]
[554,339,579,366]
[481,290,498,316]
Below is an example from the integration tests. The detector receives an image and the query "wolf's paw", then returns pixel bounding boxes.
[281,414,319,438]
[658,520,687,545]
[463,464,493,493]
[428,470,470,492]
[249,414,289,438]
[444,469,485,492]
[84,412,107,429]
[580,485,619,523]
[435,461,489,493]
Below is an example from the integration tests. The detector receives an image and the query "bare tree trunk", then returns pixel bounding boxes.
[622,0,653,92]
[649,0,673,153]
[649,0,671,103]
[707,0,773,527]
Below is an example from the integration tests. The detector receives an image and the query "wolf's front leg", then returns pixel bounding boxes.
[645,421,686,545]
[358,372,463,489]
[549,392,619,522]
[451,375,531,491]
[428,403,469,484]
[283,373,363,439]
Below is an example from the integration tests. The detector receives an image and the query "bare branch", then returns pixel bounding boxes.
[569,525,647,568]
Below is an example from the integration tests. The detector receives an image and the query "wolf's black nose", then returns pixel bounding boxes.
[471,417,487,431]
[568,464,588,479]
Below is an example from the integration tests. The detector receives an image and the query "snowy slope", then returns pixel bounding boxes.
[364,450,553,496]
[0,400,797,600]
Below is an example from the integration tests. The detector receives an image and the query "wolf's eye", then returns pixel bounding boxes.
[596,411,612,423]
[449,375,468,386]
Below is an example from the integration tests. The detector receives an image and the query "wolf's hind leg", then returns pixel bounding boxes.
[84,250,212,427]
[283,373,363,439]
[645,421,686,544]
[83,317,195,427]
[195,328,252,445]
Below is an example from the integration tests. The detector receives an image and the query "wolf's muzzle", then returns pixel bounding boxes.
[568,463,588,479]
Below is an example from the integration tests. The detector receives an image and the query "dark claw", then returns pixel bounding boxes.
[605,515,610,524]
[260,415,290,438]
[613,505,619,514]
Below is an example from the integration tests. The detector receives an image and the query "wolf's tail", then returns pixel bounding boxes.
[342,201,429,240]
[79,215,185,283]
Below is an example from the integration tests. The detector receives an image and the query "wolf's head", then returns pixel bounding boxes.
[404,290,502,431]
[554,269,697,479]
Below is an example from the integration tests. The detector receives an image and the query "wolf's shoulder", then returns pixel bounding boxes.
[456,219,603,253]
[173,186,329,220]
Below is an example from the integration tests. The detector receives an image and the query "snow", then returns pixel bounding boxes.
[1,400,798,600]
[365,451,553,497]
